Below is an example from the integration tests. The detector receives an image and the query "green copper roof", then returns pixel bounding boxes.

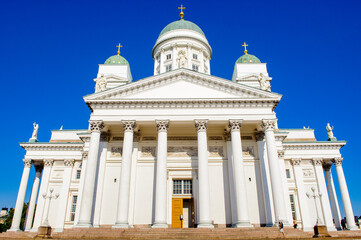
[104,54,129,65]
[236,53,261,64]
[159,19,205,37]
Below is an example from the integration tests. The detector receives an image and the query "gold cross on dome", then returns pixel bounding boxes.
[116,43,123,55]
[242,42,248,54]
[178,4,186,19]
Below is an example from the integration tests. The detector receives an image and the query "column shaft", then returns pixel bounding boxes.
[31,159,53,231]
[291,159,312,230]
[262,120,289,225]
[226,133,237,225]
[76,121,103,227]
[195,120,213,228]
[9,159,33,231]
[333,158,357,230]
[313,159,335,230]
[24,165,42,231]
[114,121,135,228]
[229,120,251,227]
[153,120,169,228]
[323,163,342,230]
[256,132,274,227]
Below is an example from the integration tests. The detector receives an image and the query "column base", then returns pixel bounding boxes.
[152,223,168,228]
[112,223,130,228]
[233,221,253,228]
[7,228,21,232]
[348,225,360,231]
[74,221,92,228]
[197,223,214,228]
[53,228,64,233]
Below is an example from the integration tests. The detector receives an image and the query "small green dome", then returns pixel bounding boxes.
[236,53,261,64]
[159,19,205,37]
[104,54,129,65]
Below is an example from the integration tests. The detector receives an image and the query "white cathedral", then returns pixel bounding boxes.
[9,7,358,233]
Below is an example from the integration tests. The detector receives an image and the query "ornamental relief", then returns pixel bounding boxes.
[209,146,224,157]
[303,168,315,178]
[242,146,255,157]
[141,147,156,157]
[167,146,198,157]
[110,147,122,157]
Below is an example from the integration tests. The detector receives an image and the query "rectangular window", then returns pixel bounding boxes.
[289,194,296,220]
[193,54,198,60]
[76,170,81,179]
[285,169,291,179]
[192,64,199,72]
[71,195,78,221]
[173,180,192,195]
[166,64,172,72]
[166,54,172,60]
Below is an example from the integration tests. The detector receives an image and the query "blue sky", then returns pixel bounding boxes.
[1,0,360,218]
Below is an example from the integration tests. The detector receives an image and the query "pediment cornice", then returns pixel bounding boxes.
[85,69,282,101]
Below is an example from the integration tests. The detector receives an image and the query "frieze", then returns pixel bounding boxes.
[209,136,223,141]
[142,136,156,141]
[168,136,197,141]
[282,143,345,150]
[141,146,156,157]
[111,136,123,141]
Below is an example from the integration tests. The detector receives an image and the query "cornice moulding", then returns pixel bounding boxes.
[282,142,346,150]
[20,143,84,151]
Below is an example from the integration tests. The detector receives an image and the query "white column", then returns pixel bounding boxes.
[152,120,169,228]
[313,158,336,230]
[255,132,274,227]
[225,132,237,225]
[172,45,177,70]
[9,159,33,231]
[114,120,136,228]
[291,159,312,231]
[262,119,289,226]
[31,159,53,232]
[54,159,74,231]
[24,164,43,231]
[323,162,342,230]
[195,120,213,228]
[333,157,358,230]
[229,120,252,227]
[76,120,103,227]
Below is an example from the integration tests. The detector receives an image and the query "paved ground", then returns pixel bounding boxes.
[1,227,361,239]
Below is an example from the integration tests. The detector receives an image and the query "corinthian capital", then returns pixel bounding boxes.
[229,119,242,132]
[89,120,104,132]
[23,159,33,168]
[291,158,301,166]
[313,158,323,166]
[278,150,285,158]
[261,119,277,131]
[82,151,88,160]
[333,157,343,166]
[156,120,169,132]
[43,159,54,167]
[64,159,75,167]
[195,120,208,132]
[122,120,136,132]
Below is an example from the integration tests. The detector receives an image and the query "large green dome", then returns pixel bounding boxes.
[104,54,129,65]
[159,19,205,37]
[236,53,261,64]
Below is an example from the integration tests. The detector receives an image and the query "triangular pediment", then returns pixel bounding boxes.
[84,69,282,101]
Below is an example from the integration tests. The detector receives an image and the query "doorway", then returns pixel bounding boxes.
[172,198,194,228]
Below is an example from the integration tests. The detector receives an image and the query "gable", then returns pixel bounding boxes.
[84,69,282,101]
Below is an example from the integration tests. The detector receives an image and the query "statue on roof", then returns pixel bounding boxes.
[29,122,39,142]
[326,123,336,140]
[95,74,107,92]
[259,73,271,91]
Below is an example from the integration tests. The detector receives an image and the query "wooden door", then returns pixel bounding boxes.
[172,198,183,228]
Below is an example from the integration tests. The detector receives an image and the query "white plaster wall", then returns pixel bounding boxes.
[133,163,155,225]
[99,163,120,225]
[209,163,230,224]
[244,162,262,224]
